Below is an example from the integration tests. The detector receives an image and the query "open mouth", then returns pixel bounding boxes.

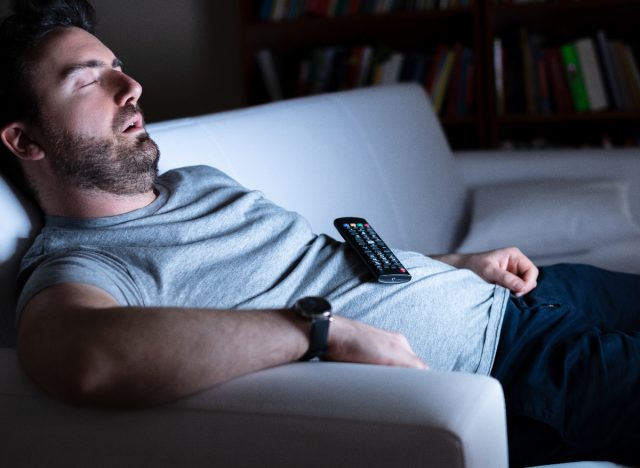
[122,114,144,133]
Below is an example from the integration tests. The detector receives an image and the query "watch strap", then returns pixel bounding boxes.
[302,315,331,361]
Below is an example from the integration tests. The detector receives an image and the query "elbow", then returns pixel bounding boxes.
[17,336,139,407]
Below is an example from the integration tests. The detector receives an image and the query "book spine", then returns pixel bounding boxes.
[256,49,284,101]
[493,37,505,115]
[621,43,640,110]
[544,47,573,114]
[432,48,456,113]
[615,43,640,110]
[575,37,608,111]
[380,52,405,84]
[610,40,635,110]
[464,51,476,115]
[560,43,589,112]
[595,30,625,110]
[520,27,537,114]
[425,44,449,95]
[445,43,465,117]
[534,49,551,113]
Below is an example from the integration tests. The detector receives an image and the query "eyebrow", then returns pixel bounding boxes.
[60,57,124,81]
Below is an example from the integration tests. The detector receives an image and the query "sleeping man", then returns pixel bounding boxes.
[1,1,639,466]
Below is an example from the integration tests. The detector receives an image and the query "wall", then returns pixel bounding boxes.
[93,0,244,122]
[0,0,245,123]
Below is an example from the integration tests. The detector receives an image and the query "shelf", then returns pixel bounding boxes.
[489,1,640,39]
[499,111,640,125]
[241,0,640,149]
[245,9,476,50]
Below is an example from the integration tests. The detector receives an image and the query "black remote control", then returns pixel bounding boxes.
[334,217,411,284]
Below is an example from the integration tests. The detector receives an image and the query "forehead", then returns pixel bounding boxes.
[30,27,115,87]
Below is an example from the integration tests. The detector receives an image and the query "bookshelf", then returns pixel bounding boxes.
[486,0,640,148]
[240,0,640,149]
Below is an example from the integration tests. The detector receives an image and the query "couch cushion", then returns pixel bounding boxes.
[458,179,640,258]
[0,175,40,347]
[148,84,467,255]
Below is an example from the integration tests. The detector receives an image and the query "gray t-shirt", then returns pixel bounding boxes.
[18,165,509,374]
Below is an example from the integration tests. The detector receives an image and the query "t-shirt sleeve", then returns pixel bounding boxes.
[16,249,143,324]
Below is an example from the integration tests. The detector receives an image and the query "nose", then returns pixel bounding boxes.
[114,71,143,107]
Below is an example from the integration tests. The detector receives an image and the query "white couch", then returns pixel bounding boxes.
[1,84,639,467]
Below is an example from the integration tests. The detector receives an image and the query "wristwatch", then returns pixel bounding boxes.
[294,296,333,361]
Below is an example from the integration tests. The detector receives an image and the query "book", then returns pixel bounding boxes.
[379,52,405,85]
[458,48,474,116]
[271,0,288,21]
[351,46,372,87]
[431,48,456,113]
[544,47,573,114]
[595,30,625,111]
[445,43,466,117]
[256,49,284,101]
[609,40,635,110]
[425,44,448,96]
[575,37,608,111]
[534,49,551,113]
[560,43,589,112]
[493,37,506,115]
[621,43,640,110]
[520,27,537,114]
[616,42,640,110]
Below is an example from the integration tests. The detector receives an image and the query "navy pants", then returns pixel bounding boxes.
[490,264,640,467]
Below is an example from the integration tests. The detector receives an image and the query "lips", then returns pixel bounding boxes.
[122,114,143,133]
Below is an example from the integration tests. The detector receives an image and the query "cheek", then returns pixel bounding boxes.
[42,95,114,136]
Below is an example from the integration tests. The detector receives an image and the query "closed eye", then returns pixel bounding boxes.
[80,79,100,88]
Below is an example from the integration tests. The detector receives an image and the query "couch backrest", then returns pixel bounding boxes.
[149,83,467,255]
[0,176,40,347]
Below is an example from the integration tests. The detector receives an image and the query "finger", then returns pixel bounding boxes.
[495,269,527,294]
[511,256,539,294]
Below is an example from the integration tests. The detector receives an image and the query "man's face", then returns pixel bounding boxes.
[29,27,158,195]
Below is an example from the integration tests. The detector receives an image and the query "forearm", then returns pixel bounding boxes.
[19,283,428,408]
[19,299,308,407]
[87,306,309,405]
[430,253,465,267]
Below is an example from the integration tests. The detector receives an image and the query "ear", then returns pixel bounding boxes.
[0,122,45,161]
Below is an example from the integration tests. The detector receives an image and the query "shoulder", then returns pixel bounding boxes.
[159,165,243,190]
[17,248,141,323]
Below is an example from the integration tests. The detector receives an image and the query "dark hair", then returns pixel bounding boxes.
[0,0,96,194]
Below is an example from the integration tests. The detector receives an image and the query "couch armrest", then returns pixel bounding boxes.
[455,149,640,223]
[1,348,507,468]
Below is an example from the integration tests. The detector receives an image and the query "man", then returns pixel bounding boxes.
[0,1,638,466]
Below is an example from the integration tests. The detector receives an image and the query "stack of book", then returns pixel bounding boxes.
[257,43,476,116]
[494,28,640,115]
[258,0,472,21]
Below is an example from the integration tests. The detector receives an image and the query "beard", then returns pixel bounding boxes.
[41,106,160,196]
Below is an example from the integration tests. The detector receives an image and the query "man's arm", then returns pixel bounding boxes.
[18,283,426,407]
[432,247,539,296]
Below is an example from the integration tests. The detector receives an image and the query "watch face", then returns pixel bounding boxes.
[296,296,332,317]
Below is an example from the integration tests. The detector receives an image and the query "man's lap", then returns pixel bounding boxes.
[490,264,640,467]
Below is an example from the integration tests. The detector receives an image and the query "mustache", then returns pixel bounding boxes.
[112,104,145,132]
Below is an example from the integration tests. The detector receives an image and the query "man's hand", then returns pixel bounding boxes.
[327,316,429,370]
[433,247,538,296]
